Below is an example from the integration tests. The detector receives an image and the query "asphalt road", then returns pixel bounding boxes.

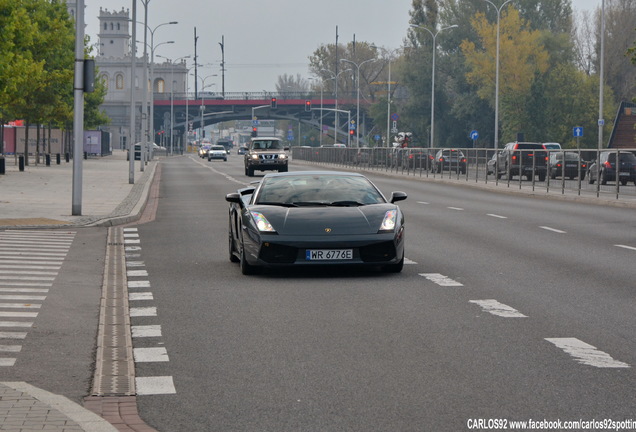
[128,154,636,431]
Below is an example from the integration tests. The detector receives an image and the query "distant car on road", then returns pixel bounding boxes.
[244,137,289,177]
[207,145,228,162]
[198,144,211,158]
[237,146,248,155]
[587,151,636,186]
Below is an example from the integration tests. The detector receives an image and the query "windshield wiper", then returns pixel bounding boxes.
[288,202,329,207]
[255,202,298,207]
[328,200,365,207]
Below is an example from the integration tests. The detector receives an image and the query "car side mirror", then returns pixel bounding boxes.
[225,193,242,204]
[390,191,407,203]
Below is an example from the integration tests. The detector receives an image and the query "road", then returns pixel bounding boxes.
[128,154,636,431]
[4,153,636,431]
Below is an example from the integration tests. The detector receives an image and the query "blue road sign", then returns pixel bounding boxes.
[470,130,479,140]
[573,126,583,137]
[391,113,399,121]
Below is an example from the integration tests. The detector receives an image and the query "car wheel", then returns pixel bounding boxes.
[382,253,404,273]
[538,173,546,182]
[620,178,628,186]
[224,158,227,162]
[588,172,594,184]
[279,166,288,173]
[600,170,608,185]
[240,245,257,275]
[247,167,254,177]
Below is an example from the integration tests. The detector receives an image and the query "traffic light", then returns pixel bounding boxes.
[251,127,258,137]
[305,100,311,112]
[349,129,355,136]
[271,97,277,109]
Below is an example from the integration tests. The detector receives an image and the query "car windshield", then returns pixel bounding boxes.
[252,140,284,150]
[254,174,386,206]
[211,146,225,151]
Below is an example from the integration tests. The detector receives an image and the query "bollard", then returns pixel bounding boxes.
[0,157,4,175]
[56,153,61,165]
[65,152,70,162]
[19,155,24,171]
[84,152,87,160]
[45,154,51,166]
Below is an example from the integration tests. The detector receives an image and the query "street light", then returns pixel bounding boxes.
[482,0,514,150]
[147,39,174,156]
[371,45,401,147]
[157,54,190,155]
[410,24,458,149]
[340,58,376,147]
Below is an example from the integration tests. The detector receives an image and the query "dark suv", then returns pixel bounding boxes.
[587,151,636,186]
[244,137,289,177]
[496,142,548,181]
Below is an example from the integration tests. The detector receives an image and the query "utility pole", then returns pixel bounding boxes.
[72,0,85,215]
[194,27,199,99]
[219,35,225,98]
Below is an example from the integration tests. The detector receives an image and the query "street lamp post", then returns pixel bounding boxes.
[410,24,458,149]
[340,58,376,147]
[483,0,513,150]
[320,68,351,145]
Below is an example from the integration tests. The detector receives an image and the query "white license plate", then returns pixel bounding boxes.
[306,249,353,260]
[262,159,275,163]
[619,172,630,177]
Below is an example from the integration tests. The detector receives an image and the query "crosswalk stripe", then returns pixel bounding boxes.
[128,281,150,288]
[0,331,28,339]
[0,345,22,352]
[135,376,176,395]
[0,321,33,328]
[132,325,162,338]
[0,358,17,366]
[0,312,38,318]
[0,304,42,309]
[134,347,169,362]
[130,307,157,317]
[0,295,46,301]
[129,292,153,301]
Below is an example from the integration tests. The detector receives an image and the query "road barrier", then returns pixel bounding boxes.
[291,146,636,201]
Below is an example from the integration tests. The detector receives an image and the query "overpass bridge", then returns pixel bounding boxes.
[151,91,374,145]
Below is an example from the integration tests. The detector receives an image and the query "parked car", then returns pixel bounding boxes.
[587,151,636,186]
[207,145,228,162]
[432,149,467,174]
[496,142,547,181]
[548,152,587,180]
[543,142,562,151]
[225,171,407,274]
[486,153,498,175]
[404,148,434,169]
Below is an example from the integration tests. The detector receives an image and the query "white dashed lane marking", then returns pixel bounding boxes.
[487,214,508,219]
[469,300,527,318]
[135,376,176,395]
[539,226,566,234]
[615,244,636,252]
[546,338,629,368]
[419,273,463,287]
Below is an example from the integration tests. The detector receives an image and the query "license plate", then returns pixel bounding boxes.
[263,159,275,163]
[306,249,353,260]
[619,172,630,177]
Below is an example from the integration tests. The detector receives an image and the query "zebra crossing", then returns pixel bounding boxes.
[123,227,176,396]
[0,230,76,367]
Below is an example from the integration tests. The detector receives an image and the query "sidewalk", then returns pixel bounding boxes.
[0,151,158,431]
[0,151,155,229]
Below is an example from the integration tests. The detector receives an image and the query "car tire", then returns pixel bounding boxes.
[620,178,628,186]
[538,173,546,182]
[279,165,288,173]
[382,253,404,273]
[600,170,607,185]
[240,245,257,275]
[247,167,254,177]
[224,158,227,162]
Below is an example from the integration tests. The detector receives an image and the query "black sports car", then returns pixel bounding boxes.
[225,171,407,275]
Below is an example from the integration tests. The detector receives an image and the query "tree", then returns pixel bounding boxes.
[461,8,550,141]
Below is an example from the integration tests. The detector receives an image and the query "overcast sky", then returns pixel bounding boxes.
[84,1,601,94]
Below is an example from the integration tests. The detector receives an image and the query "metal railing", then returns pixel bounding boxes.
[291,146,636,201]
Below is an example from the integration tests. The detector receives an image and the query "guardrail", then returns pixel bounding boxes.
[291,146,636,201]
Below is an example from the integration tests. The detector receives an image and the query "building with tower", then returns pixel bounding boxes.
[66,2,188,150]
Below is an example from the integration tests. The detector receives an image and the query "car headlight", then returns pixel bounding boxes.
[279,153,287,160]
[379,209,397,232]
[250,154,259,160]
[250,211,276,232]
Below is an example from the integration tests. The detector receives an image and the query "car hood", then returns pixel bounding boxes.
[250,204,398,235]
